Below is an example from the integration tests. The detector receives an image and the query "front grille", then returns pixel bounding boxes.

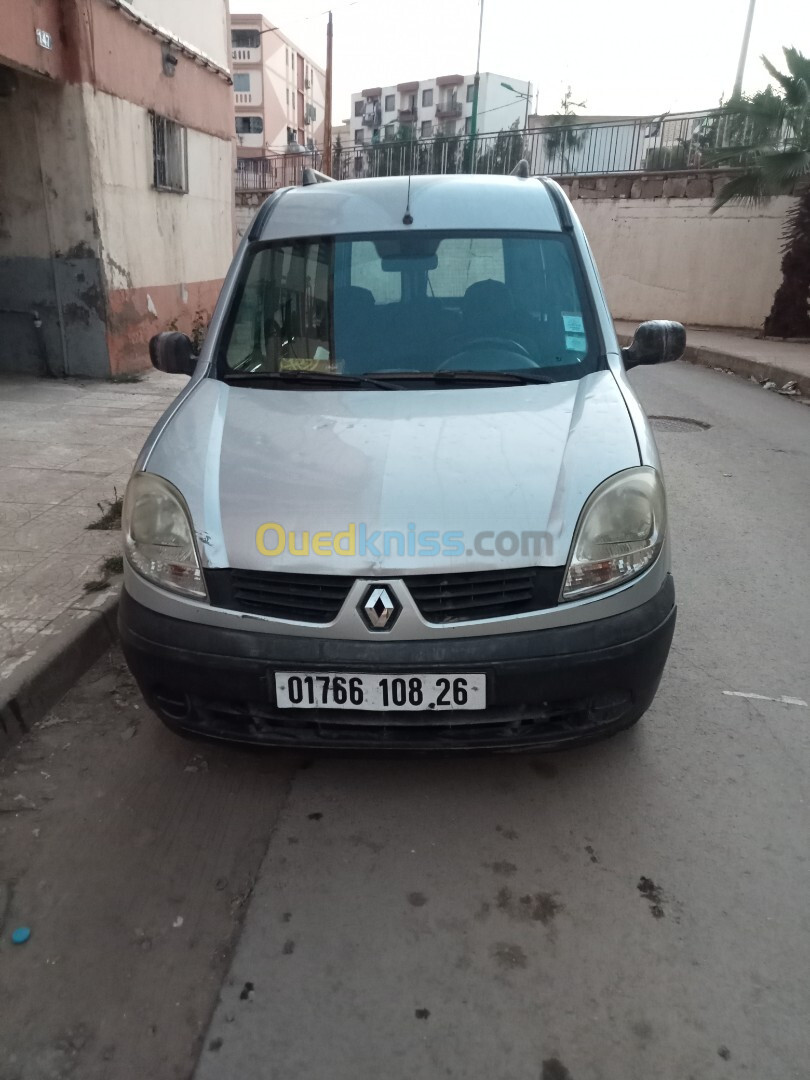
[205,565,565,625]
[180,691,632,749]
[405,566,565,623]
[205,568,352,623]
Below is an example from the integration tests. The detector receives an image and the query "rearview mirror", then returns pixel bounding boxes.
[622,321,685,370]
[149,332,197,376]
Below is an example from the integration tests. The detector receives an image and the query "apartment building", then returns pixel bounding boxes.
[350,72,531,145]
[0,0,234,377]
[230,14,325,159]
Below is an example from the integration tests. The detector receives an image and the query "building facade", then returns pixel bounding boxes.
[230,14,325,160]
[350,73,531,145]
[0,0,235,378]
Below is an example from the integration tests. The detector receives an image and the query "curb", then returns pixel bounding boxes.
[616,332,810,397]
[680,344,810,397]
[0,588,120,760]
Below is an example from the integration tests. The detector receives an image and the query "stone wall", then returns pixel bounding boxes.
[556,169,734,202]
[560,171,795,330]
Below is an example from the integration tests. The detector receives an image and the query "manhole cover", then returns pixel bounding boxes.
[648,415,711,432]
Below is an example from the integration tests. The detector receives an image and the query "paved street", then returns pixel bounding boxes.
[1,361,808,1080]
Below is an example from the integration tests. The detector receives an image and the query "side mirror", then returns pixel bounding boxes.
[149,332,198,376]
[622,321,686,370]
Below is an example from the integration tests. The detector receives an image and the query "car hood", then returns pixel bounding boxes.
[145,371,640,574]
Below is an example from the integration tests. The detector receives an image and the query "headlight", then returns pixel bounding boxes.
[122,473,206,599]
[562,467,665,600]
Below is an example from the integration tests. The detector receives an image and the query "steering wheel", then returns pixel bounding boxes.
[437,336,539,370]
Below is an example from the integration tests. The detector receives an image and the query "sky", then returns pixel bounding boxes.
[230,0,809,124]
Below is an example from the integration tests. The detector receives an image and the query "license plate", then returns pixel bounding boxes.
[274,672,486,711]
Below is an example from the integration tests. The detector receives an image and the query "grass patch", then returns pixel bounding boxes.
[82,553,124,594]
[83,579,110,593]
[101,554,124,576]
[87,491,122,531]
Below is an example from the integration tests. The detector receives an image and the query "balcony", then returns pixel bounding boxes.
[398,107,417,122]
[235,89,262,106]
[436,101,462,120]
[231,47,260,63]
[362,104,382,127]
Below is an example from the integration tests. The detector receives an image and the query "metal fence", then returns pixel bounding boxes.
[335,109,787,182]
[236,151,321,191]
[236,109,788,192]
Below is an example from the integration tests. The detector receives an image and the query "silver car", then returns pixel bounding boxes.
[119,169,683,750]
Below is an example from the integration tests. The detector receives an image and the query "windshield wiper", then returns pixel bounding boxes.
[223,370,399,390]
[368,369,557,386]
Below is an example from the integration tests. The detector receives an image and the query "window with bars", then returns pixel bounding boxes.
[150,113,188,194]
[231,29,259,49]
[235,116,264,134]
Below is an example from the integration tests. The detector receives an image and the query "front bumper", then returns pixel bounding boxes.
[119,575,675,751]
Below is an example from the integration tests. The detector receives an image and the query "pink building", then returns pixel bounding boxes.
[231,14,326,161]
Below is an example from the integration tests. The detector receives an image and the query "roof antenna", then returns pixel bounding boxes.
[402,171,413,225]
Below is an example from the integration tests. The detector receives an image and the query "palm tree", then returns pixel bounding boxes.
[713,47,810,338]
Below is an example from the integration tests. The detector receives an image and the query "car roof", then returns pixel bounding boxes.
[253,173,564,241]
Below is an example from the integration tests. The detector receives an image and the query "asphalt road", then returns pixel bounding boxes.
[1,361,808,1080]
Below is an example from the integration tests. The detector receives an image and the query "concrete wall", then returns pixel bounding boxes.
[87,0,233,142]
[560,174,792,329]
[0,75,108,377]
[129,0,230,70]
[85,88,234,372]
[0,0,72,80]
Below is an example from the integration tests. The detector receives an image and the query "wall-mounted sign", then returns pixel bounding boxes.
[35,29,53,50]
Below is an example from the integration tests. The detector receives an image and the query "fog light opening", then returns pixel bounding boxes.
[152,685,191,722]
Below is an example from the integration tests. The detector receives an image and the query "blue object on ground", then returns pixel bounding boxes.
[11,927,31,944]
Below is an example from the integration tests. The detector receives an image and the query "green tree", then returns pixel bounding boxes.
[543,87,587,174]
[474,121,525,175]
[712,47,810,338]
[366,123,417,178]
[332,133,343,179]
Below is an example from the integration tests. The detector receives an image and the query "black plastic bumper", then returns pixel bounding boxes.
[119,575,675,751]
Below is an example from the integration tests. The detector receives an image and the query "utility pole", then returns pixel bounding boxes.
[466,0,485,171]
[323,10,333,174]
[732,0,756,99]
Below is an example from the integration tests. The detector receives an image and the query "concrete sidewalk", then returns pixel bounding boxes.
[616,320,810,398]
[0,371,185,751]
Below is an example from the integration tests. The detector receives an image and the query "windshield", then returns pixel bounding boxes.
[217,231,601,385]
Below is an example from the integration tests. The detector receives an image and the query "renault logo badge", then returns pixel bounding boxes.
[359,584,401,631]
